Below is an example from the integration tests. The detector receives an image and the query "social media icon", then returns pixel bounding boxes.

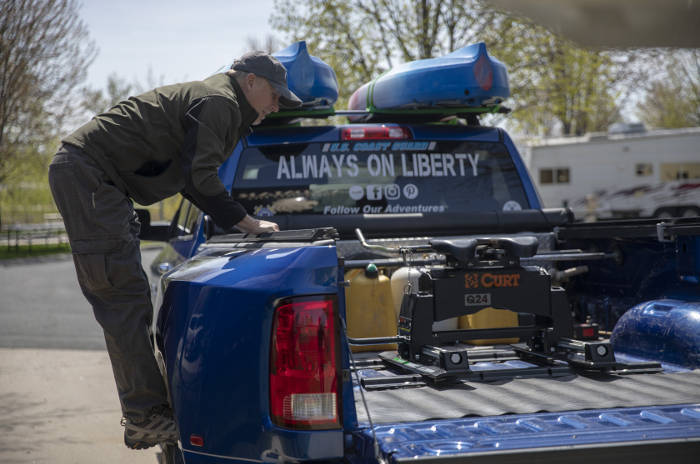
[502,200,522,211]
[384,184,400,200]
[349,185,364,200]
[403,183,419,200]
[366,185,383,200]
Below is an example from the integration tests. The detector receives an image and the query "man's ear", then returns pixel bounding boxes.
[246,73,257,88]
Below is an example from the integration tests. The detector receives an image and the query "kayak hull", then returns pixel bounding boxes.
[273,41,339,107]
[348,42,509,112]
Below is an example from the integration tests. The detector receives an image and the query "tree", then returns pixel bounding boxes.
[81,73,142,116]
[270,0,644,136]
[271,0,496,108]
[0,0,96,183]
[636,49,700,129]
[80,66,168,117]
[488,20,633,136]
[245,34,282,54]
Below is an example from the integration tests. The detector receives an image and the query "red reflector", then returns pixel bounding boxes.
[582,327,595,338]
[270,296,339,429]
[190,434,204,447]
[341,126,411,140]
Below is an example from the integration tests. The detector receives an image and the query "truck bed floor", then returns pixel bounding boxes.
[354,362,700,423]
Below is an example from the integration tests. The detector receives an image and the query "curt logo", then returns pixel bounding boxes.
[465,273,521,288]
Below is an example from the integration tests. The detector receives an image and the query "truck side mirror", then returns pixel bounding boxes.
[203,215,216,240]
[136,208,172,242]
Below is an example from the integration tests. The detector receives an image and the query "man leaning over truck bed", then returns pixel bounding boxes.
[48,52,301,449]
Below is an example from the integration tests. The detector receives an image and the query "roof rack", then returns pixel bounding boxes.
[262,105,511,126]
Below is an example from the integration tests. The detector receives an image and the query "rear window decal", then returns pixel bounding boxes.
[321,141,437,152]
[275,152,479,180]
[349,185,364,200]
[402,183,419,200]
[350,184,417,201]
[254,206,275,217]
[233,140,530,217]
[323,204,446,215]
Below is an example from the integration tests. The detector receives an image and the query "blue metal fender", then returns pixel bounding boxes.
[156,245,346,463]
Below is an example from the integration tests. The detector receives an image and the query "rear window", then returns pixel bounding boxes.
[231,140,529,217]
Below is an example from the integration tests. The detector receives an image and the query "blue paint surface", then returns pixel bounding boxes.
[352,404,700,462]
[273,41,339,107]
[349,42,509,110]
[156,245,345,462]
[611,299,700,368]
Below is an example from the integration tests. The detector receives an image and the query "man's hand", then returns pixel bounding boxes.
[235,214,280,234]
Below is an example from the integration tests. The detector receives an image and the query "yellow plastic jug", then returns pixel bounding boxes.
[345,264,397,352]
[459,307,519,345]
[390,267,458,331]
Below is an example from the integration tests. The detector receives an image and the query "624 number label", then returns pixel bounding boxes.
[465,293,491,306]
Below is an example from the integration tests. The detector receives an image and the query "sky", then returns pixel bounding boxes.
[80,0,278,91]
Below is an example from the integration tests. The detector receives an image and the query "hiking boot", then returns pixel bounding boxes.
[122,405,179,449]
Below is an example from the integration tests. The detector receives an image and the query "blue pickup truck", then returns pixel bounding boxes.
[140,43,700,463]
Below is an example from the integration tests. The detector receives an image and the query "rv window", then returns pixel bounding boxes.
[660,162,700,181]
[540,167,569,185]
[556,168,570,184]
[540,169,553,184]
[636,163,653,177]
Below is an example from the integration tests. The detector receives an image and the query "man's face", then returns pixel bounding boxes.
[244,74,281,125]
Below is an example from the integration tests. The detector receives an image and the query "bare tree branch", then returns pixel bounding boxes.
[0,0,96,182]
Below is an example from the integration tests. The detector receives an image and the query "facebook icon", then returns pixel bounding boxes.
[366,185,383,200]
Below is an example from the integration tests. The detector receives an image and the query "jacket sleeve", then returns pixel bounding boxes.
[181,96,247,230]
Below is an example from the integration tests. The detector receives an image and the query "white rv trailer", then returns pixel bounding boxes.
[520,125,700,220]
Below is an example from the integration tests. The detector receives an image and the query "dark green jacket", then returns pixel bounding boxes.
[63,73,257,229]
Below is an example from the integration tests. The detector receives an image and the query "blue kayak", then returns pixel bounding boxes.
[348,42,509,113]
[273,41,339,107]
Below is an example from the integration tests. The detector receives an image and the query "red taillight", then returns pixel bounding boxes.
[341,126,411,140]
[270,296,339,429]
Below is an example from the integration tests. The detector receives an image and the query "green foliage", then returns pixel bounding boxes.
[270,0,650,136]
[80,73,143,116]
[0,136,60,225]
[636,49,700,129]
[0,242,71,260]
[0,0,96,225]
[489,22,630,136]
[139,195,183,225]
[0,0,96,184]
[79,67,166,117]
[271,0,493,110]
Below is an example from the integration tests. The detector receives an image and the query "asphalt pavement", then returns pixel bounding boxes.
[0,249,164,464]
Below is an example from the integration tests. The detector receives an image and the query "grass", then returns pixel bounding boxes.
[0,242,72,260]
[0,241,164,260]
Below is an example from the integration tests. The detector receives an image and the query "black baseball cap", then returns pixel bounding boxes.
[232,51,302,108]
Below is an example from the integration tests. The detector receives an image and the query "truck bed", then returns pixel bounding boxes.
[353,358,700,423]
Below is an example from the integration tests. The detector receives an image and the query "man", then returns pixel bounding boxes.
[48,52,301,449]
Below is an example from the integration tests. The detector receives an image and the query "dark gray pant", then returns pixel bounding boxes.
[48,144,168,420]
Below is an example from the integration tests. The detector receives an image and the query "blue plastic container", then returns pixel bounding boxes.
[611,299,700,368]
[272,41,338,107]
[348,42,509,112]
